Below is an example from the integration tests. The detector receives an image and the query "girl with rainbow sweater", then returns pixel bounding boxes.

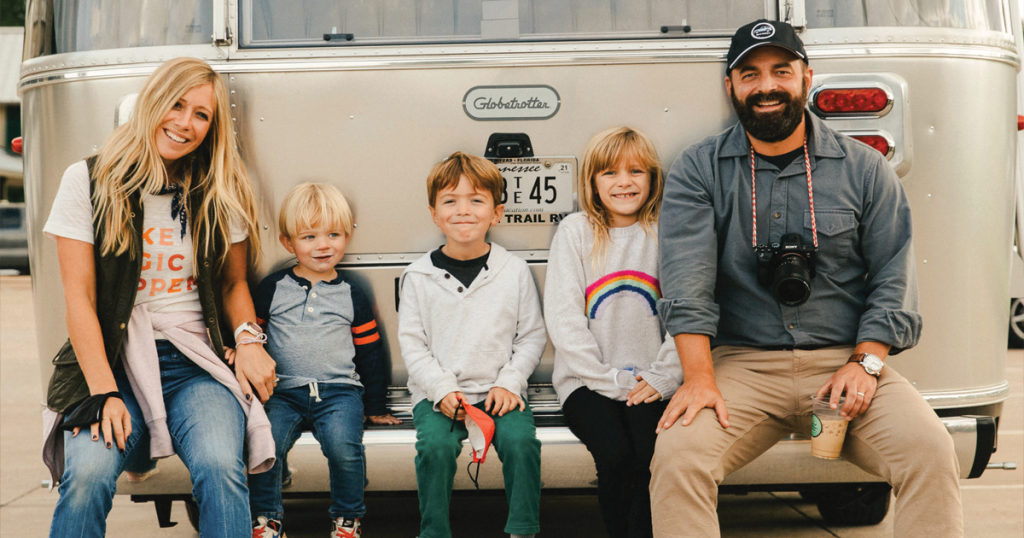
[545,127,683,538]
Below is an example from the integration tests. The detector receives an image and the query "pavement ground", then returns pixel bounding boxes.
[2,275,1021,537]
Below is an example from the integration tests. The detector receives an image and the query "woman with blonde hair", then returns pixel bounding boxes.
[42,57,276,538]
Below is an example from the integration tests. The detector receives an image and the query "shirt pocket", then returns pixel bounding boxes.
[805,209,859,276]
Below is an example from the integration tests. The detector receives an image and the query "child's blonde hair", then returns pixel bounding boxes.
[426,151,504,208]
[578,127,664,264]
[278,182,354,238]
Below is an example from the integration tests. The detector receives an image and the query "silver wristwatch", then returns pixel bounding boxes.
[850,353,884,377]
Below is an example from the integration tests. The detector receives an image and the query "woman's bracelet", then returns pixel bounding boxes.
[236,333,268,346]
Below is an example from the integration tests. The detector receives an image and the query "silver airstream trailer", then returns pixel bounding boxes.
[19,0,1021,530]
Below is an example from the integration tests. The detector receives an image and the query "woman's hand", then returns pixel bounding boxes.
[73,397,132,451]
[626,377,662,406]
[365,414,403,425]
[233,344,276,403]
[439,391,467,421]
[485,387,525,416]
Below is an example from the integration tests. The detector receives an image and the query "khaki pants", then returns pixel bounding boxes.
[650,346,962,538]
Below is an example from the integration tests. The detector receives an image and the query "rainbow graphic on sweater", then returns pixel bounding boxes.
[585,271,661,320]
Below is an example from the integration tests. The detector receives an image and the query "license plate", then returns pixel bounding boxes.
[492,157,576,224]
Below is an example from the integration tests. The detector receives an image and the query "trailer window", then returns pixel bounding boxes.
[241,0,775,47]
[23,0,213,58]
[804,0,1006,32]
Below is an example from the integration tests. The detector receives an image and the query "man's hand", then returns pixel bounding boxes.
[233,344,276,403]
[656,374,729,433]
[485,387,525,416]
[439,391,467,421]
[365,413,403,425]
[626,376,662,406]
[815,362,878,420]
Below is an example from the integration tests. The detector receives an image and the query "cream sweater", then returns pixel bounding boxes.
[398,243,547,412]
[546,213,682,404]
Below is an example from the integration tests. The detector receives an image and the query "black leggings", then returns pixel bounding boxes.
[562,386,668,538]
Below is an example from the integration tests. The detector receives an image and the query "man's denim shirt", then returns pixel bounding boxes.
[657,113,922,352]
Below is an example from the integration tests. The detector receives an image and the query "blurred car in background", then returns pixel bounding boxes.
[0,202,29,274]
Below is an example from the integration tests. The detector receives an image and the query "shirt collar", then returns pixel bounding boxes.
[719,111,846,169]
[288,266,345,289]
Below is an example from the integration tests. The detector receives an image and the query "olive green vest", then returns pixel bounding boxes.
[46,157,228,413]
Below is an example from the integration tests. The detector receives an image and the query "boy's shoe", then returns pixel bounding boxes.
[252,516,283,538]
[331,517,361,538]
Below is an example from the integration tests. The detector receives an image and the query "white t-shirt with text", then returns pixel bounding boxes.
[44,161,248,336]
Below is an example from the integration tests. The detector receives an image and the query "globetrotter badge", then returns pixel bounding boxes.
[751,22,775,39]
[811,414,823,437]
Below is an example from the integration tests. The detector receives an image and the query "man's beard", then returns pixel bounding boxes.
[730,80,807,143]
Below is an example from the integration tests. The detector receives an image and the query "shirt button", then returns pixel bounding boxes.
[120,323,126,330]
[774,212,781,219]
[457,286,464,293]
[788,324,795,329]
[311,292,317,298]
[307,307,314,312]
[444,274,451,279]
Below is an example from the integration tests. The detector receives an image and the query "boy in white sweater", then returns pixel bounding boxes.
[398,152,547,538]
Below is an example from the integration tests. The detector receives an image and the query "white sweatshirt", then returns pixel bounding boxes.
[546,213,682,404]
[398,243,547,412]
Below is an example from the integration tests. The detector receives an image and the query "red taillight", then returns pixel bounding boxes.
[815,88,889,114]
[11,137,22,154]
[1018,115,1023,131]
[851,135,891,157]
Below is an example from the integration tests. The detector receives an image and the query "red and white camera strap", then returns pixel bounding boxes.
[750,138,818,249]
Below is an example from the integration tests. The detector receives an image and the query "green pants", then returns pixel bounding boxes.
[413,398,541,538]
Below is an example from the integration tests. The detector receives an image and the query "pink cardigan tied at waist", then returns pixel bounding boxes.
[123,304,275,474]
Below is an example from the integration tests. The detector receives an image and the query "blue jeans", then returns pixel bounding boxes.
[249,382,366,523]
[49,341,250,538]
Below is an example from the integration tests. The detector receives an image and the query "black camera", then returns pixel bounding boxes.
[755,233,817,306]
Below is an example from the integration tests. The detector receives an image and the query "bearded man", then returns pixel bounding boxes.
[651,20,963,537]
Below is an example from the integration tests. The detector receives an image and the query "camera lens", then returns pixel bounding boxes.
[773,254,812,306]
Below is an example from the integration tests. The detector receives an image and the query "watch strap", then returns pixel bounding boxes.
[233,322,261,341]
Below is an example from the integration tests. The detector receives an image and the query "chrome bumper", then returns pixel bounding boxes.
[116,415,997,495]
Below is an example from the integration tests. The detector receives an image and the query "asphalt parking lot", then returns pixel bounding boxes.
[2,275,1021,537]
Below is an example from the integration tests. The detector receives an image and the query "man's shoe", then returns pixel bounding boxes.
[252,516,283,538]
[332,517,361,538]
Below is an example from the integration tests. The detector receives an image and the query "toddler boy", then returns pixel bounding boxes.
[249,182,399,538]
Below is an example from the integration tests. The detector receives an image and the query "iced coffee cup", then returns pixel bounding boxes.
[811,395,848,460]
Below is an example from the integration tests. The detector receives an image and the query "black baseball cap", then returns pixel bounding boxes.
[727,19,808,71]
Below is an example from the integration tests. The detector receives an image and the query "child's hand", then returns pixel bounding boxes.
[485,387,525,416]
[626,376,662,406]
[223,346,236,365]
[440,392,467,421]
[365,414,403,425]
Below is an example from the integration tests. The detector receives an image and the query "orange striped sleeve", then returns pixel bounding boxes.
[353,333,380,345]
[352,319,377,335]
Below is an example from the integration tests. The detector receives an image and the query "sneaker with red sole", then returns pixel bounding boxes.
[331,517,361,538]
[252,516,283,538]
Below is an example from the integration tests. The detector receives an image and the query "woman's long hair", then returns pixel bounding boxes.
[92,57,261,271]
[577,126,664,266]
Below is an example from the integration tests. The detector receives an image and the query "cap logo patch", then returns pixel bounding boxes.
[751,22,775,39]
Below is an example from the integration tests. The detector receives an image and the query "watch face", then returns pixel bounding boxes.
[245,322,263,335]
[862,354,884,375]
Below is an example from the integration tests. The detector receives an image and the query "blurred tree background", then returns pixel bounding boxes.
[1,0,26,27]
